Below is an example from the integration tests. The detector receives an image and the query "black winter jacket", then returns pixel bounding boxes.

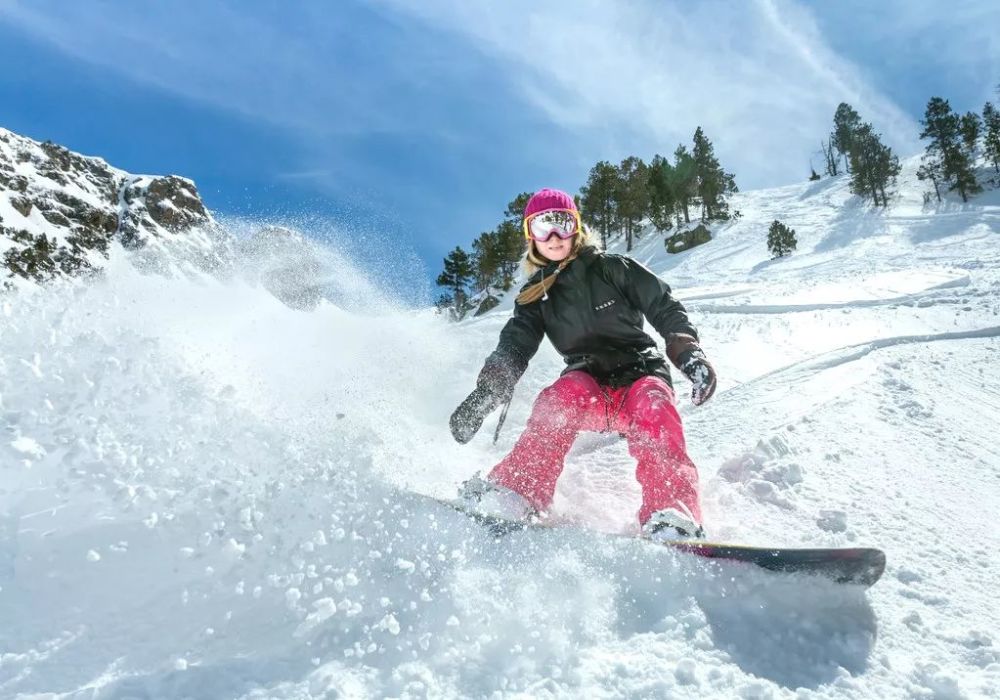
[484,246,699,392]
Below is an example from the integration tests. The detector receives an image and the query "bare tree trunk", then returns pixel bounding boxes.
[822,140,839,176]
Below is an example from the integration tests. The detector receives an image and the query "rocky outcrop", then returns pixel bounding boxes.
[473,293,501,316]
[145,176,209,230]
[1,127,226,285]
[665,223,712,254]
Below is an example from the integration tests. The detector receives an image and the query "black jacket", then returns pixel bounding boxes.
[485,246,698,391]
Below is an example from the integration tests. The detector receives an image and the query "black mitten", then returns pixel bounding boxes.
[449,352,522,443]
[476,355,518,403]
[450,350,525,444]
[676,348,717,406]
[449,385,502,444]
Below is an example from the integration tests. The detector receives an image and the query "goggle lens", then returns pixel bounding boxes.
[526,210,579,242]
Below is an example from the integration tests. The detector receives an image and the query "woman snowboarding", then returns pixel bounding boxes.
[449,188,716,541]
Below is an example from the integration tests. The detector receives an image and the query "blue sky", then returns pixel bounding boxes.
[1,0,997,291]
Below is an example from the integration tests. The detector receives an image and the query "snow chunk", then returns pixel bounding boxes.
[223,538,246,558]
[294,597,338,637]
[395,558,415,573]
[379,613,401,636]
[911,662,964,699]
[11,436,45,458]
[817,509,848,533]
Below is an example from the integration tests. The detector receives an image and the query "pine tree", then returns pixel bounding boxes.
[832,103,862,173]
[848,123,879,205]
[616,156,649,251]
[983,101,1000,172]
[672,145,697,226]
[647,154,677,232]
[873,133,902,206]
[767,220,797,258]
[435,246,474,317]
[960,111,982,157]
[443,192,529,307]
[434,293,453,312]
[692,127,737,222]
[498,193,530,284]
[503,193,533,223]
[471,230,501,292]
[580,161,621,248]
[493,219,522,289]
[848,123,900,207]
[917,155,945,203]
[920,97,981,202]
[920,97,958,200]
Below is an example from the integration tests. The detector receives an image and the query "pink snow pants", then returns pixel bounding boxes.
[487,371,701,525]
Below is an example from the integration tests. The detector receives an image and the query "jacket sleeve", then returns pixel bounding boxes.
[479,298,545,396]
[605,254,699,344]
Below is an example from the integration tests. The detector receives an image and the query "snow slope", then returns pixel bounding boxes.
[1,162,999,698]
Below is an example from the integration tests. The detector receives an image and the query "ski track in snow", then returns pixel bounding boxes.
[2,169,1000,698]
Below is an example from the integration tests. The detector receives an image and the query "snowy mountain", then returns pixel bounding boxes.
[1,128,375,314]
[0,127,233,285]
[1,139,999,698]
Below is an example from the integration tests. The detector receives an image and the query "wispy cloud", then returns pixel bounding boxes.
[801,0,1000,108]
[0,1,446,139]
[2,0,994,253]
[0,0,522,237]
[374,0,928,185]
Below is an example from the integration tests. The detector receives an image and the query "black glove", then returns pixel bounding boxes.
[676,348,717,406]
[450,385,502,444]
[449,355,520,444]
[475,355,518,403]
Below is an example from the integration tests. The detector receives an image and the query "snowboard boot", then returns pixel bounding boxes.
[457,472,537,522]
[642,506,705,542]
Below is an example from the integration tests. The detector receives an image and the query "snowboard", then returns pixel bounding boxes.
[441,500,886,588]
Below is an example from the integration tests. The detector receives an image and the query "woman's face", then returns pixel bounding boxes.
[534,233,574,262]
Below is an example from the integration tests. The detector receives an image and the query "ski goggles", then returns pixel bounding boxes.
[523,209,581,242]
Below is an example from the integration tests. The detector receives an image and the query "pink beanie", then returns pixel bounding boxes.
[523,188,577,219]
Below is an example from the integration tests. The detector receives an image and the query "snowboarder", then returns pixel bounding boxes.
[449,188,717,541]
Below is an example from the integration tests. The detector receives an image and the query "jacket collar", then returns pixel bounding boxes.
[526,245,599,284]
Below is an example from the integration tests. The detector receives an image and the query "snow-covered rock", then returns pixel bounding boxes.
[0,126,233,284]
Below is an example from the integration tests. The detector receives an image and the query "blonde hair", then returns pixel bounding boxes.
[515,224,598,305]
